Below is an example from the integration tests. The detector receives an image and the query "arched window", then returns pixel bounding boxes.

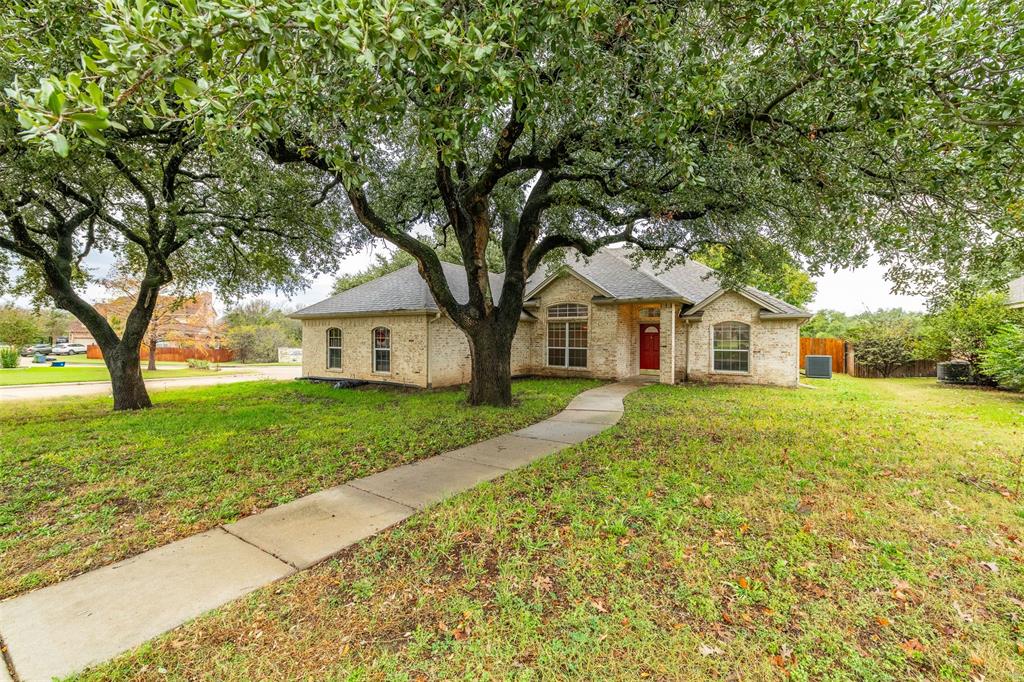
[326,328,343,369]
[547,303,588,368]
[713,322,750,372]
[372,327,391,373]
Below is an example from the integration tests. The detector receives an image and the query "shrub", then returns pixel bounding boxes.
[980,325,1024,391]
[226,323,293,363]
[850,320,917,378]
[917,292,1019,377]
[187,359,211,370]
[0,346,19,369]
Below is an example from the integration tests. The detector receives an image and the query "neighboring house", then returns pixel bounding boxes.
[66,324,96,346]
[67,292,222,348]
[293,247,812,388]
[1008,276,1024,309]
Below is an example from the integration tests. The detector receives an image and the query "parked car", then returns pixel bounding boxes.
[20,343,52,357]
[52,343,88,356]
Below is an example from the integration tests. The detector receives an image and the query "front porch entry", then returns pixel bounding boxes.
[639,324,660,373]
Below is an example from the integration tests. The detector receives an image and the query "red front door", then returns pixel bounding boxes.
[640,324,660,370]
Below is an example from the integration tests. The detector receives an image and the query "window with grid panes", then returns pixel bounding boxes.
[326,328,342,369]
[547,304,588,368]
[372,327,390,372]
[713,322,750,372]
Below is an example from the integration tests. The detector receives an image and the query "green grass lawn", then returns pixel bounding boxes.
[0,377,598,600]
[0,366,235,386]
[70,376,1024,681]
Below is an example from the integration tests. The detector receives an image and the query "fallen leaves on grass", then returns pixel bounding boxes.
[891,578,919,604]
[900,638,926,655]
[698,643,723,657]
[693,494,714,509]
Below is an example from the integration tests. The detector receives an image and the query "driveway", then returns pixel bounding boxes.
[0,365,302,402]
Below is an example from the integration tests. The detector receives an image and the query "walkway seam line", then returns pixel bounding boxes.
[216,526,299,572]
[343,482,426,511]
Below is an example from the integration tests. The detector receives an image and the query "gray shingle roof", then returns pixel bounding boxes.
[292,262,506,318]
[526,247,808,316]
[295,247,809,319]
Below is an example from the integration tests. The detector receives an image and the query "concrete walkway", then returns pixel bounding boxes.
[0,365,300,402]
[0,380,645,682]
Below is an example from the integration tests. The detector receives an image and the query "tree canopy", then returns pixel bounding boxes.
[916,291,1023,372]
[1,0,346,408]
[801,308,926,339]
[9,0,1024,403]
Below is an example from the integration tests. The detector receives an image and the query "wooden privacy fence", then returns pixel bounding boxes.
[799,337,847,373]
[86,344,235,363]
[845,352,937,379]
[800,337,938,378]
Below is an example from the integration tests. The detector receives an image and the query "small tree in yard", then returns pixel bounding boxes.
[851,320,918,378]
[11,0,1024,405]
[226,324,293,364]
[917,293,1022,378]
[0,306,42,349]
[35,308,73,344]
[981,325,1024,392]
[223,300,301,363]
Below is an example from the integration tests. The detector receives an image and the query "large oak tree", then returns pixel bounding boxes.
[1,1,344,409]
[11,0,1024,405]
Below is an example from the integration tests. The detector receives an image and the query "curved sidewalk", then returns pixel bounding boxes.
[0,380,646,682]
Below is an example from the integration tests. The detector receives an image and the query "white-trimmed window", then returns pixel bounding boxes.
[372,327,391,373]
[548,303,588,318]
[326,327,342,369]
[547,304,588,368]
[713,322,750,372]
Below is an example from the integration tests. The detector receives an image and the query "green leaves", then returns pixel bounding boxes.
[45,132,69,157]
[172,77,200,98]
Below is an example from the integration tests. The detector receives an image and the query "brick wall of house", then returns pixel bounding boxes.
[526,273,623,379]
[300,283,801,389]
[301,315,430,387]
[425,315,535,387]
[683,291,801,387]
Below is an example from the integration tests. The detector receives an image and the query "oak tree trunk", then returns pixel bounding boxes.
[104,344,152,411]
[465,323,514,407]
[147,336,157,371]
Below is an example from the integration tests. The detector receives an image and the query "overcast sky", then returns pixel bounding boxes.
[6,243,927,316]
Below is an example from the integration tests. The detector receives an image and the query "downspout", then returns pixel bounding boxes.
[684,317,691,383]
[425,314,433,388]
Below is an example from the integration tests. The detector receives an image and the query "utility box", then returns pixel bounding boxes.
[937,360,972,384]
[805,355,833,379]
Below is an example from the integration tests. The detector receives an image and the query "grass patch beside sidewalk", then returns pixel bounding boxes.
[0,377,598,599]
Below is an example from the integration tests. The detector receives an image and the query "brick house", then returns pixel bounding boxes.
[67,292,222,349]
[293,247,811,388]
